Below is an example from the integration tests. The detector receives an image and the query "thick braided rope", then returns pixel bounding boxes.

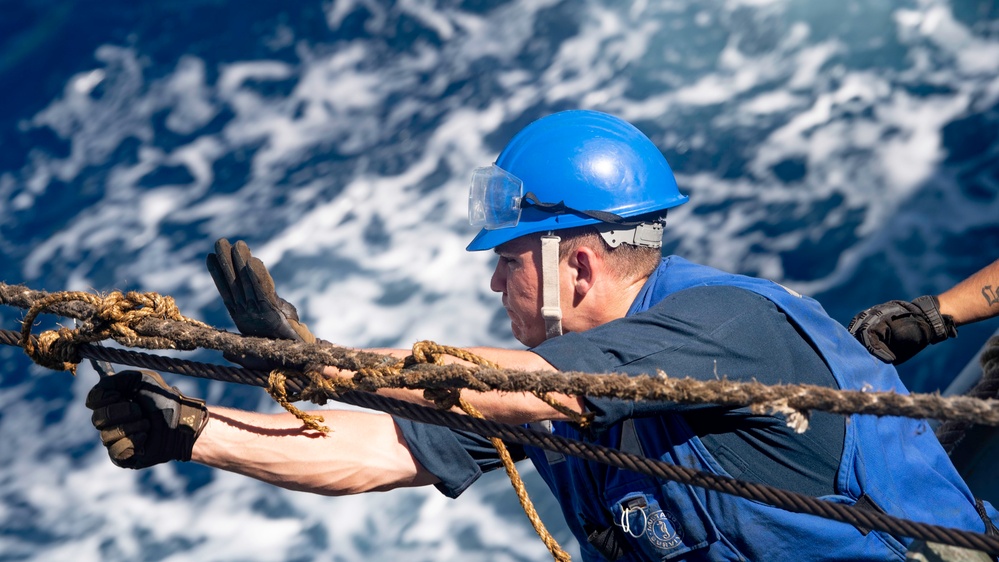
[4,284,999,429]
[3,330,999,555]
[5,285,999,557]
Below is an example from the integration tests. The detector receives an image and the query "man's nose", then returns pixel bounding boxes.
[490,261,505,293]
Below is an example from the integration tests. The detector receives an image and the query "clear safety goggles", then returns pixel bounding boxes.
[468,165,524,230]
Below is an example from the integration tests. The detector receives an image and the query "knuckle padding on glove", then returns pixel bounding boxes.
[92,402,144,428]
[846,310,871,333]
[99,420,149,445]
[108,438,136,461]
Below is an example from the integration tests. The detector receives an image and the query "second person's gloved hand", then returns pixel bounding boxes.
[847,295,957,364]
[207,238,316,347]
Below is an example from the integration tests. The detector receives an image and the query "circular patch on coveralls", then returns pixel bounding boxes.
[646,509,684,551]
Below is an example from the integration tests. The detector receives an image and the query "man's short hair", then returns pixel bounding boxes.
[556,225,662,281]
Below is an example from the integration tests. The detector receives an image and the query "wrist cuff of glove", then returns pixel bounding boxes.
[175,398,210,462]
[912,295,958,343]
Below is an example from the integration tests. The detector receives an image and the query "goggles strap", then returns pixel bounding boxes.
[523,192,636,225]
[522,193,667,248]
[540,234,563,340]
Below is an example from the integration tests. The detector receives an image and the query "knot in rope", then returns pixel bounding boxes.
[423,387,464,410]
[94,291,201,343]
[20,290,210,374]
[267,368,334,434]
[30,327,82,372]
[408,340,499,369]
[408,341,498,409]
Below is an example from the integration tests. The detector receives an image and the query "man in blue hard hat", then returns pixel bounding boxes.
[86,110,998,561]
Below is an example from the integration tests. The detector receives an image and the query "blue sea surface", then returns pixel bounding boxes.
[1,1,998,560]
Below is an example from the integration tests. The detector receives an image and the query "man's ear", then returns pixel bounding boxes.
[566,244,600,300]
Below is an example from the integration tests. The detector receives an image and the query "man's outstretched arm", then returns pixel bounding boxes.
[88,358,582,497]
[938,257,999,326]
[87,369,439,496]
[192,406,439,495]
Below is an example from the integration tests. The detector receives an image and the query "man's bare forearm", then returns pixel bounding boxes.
[192,407,437,495]
[939,258,999,325]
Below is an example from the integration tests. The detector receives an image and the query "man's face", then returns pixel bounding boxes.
[490,236,547,347]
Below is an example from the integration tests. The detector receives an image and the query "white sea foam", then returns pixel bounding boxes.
[2,1,997,560]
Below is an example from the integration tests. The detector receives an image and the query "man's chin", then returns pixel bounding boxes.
[511,326,544,348]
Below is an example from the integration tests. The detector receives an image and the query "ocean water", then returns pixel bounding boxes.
[1,1,998,560]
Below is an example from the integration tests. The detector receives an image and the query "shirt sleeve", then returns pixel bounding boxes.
[392,416,526,498]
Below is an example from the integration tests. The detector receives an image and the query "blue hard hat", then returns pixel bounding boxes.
[466,110,688,251]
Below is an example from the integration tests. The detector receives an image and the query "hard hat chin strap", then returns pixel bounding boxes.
[535,212,666,340]
[540,234,563,340]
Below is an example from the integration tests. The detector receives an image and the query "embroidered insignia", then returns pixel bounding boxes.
[645,509,683,550]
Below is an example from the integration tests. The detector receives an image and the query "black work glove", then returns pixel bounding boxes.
[86,370,209,469]
[206,238,315,367]
[847,295,958,365]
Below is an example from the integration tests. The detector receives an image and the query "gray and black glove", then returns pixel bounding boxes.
[86,370,209,469]
[206,238,315,367]
[847,295,958,365]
